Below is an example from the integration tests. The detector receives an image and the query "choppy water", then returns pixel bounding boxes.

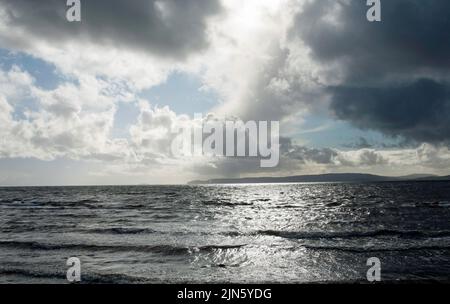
[1,182,450,283]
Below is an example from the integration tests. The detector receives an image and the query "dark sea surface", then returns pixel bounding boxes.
[1,182,450,283]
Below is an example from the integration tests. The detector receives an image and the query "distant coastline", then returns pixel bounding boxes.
[188,173,450,185]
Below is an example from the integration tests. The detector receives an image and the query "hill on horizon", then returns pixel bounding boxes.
[188,173,450,185]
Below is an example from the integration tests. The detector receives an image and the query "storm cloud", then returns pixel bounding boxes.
[330,79,450,143]
[0,0,222,59]
[292,0,450,143]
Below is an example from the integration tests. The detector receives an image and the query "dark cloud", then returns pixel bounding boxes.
[294,0,450,82]
[330,79,450,143]
[292,0,450,143]
[0,0,222,58]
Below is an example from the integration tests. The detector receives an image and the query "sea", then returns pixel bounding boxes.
[1,181,450,283]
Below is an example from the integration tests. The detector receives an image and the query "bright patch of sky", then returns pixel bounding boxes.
[140,72,220,115]
[0,48,61,90]
[0,49,67,121]
[112,101,140,139]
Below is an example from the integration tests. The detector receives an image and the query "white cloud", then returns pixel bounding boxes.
[130,101,190,160]
[337,149,387,167]
[0,66,131,161]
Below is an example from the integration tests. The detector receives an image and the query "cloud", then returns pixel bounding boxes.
[291,0,450,144]
[416,143,450,169]
[0,65,198,171]
[206,0,331,122]
[0,0,224,91]
[1,65,447,181]
[0,0,222,59]
[1,0,450,183]
[281,137,338,164]
[0,66,133,161]
[337,149,388,167]
[190,136,392,179]
[293,0,450,82]
[329,79,450,143]
[0,0,322,122]
[129,100,193,161]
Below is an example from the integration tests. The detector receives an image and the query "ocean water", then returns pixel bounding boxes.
[1,182,450,283]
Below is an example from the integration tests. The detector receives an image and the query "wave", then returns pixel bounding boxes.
[303,244,450,253]
[0,240,246,255]
[1,224,79,233]
[0,198,102,207]
[85,227,157,234]
[0,268,157,284]
[0,198,24,204]
[257,229,450,240]
[252,198,271,202]
[201,200,253,206]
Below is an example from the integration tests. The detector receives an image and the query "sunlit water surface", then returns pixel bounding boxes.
[1,182,450,283]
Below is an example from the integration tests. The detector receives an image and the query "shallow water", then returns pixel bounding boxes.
[1,182,450,283]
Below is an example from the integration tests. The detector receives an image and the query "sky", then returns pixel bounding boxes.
[1,0,450,186]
